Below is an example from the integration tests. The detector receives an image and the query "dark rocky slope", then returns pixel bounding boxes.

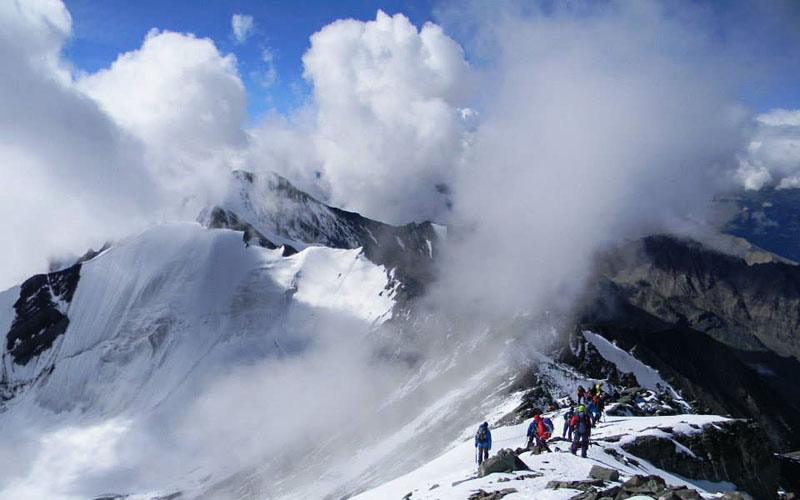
[5,264,81,365]
[578,234,800,452]
[621,419,779,500]
[580,302,800,452]
[598,235,800,360]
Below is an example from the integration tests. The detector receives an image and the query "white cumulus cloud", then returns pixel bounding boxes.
[0,0,156,289]
[79,29,248,204]
[737,108,800,190]
[300,10,474,224]
[0,2,249,290]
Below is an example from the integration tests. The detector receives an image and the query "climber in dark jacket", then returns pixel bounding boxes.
[563,406,575,440]
[570,406,592,458]
[475,421,492,465]
[577,385,586,404]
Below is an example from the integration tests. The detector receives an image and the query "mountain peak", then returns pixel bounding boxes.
[202,170,442,297]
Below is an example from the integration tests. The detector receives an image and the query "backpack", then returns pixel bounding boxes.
[542,417,554,434]
[576,412,591,434]
[477,427,488,444]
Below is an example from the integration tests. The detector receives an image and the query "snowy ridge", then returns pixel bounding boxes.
[583,332,671,394]
[215,170,438,261]
[0,222,394,412]
[353,412,733,500]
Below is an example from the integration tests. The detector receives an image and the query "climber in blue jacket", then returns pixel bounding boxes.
[474,421,492,465]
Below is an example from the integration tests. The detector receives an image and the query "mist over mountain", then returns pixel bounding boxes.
[2,1,800,499]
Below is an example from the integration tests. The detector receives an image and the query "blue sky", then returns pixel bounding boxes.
[63,0,438,119]
[62,0,800,121]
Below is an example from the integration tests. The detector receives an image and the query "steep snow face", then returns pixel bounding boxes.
[0,222,397,498]
[583,332,680,399]
[0,222,394,413]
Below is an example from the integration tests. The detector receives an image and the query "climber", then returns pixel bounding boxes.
[527,414,553,453]
[577,385,586,404]
[596,393,606,420]
[475,421,492,465]
[587,398,601,425]
[562,406,575,440]
[595,382,604,397]
[570,405,592,458]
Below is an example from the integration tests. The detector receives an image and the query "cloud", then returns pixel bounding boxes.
[244,109,329,201]
[0,2,248,290]
[3,2,800,499]
[231,13,254,44]
[299,10,474,224]
[757,108,800,127]
[0,420,130,499]
[259,46,277,87]
[78,29,248,205]
[0,0,156,289]
[431,0,751,319]
[737,108,800,190]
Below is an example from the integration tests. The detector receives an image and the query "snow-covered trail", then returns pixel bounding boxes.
[353,414,733,500]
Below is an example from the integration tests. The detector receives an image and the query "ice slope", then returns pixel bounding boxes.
[0,222,393,412]
[0,222,397,498]
[352,413,733,500]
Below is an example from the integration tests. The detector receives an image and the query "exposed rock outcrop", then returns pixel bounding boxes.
[607,386,685,417]
[776,451,800,494]
[589,465,620,482]
[468,488,518,500]
[559,329,641,388]
[5,264,81,365]
[199,206,297,255]
[621,419,778,500]
[547,474,705,500]
[479,449,530,477]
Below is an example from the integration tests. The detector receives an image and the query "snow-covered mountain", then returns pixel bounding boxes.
[201,170,442,299]
[0,172,797,500]
[0,171,515,500]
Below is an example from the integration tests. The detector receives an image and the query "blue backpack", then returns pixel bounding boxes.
[542,417,554,434]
